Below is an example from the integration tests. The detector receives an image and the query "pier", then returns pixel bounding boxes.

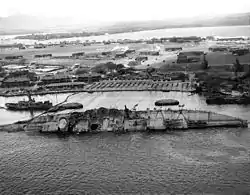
[0,80,196,97]
[85,80,195,92]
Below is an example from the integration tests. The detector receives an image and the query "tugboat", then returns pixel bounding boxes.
[5,91,53,111]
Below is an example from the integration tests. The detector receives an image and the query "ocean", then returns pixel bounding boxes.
[1,91,250,194]
[1,25,250,45]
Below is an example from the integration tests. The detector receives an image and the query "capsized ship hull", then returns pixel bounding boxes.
[23,107,248,133]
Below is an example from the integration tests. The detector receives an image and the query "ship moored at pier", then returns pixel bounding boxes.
[5,91,53,111]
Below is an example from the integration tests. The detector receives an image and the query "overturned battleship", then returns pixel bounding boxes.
[14,106,247,134]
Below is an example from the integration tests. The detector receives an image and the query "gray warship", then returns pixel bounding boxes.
[18,105,247,134]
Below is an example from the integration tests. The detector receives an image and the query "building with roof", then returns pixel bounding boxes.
[34,54,52,58]
[72,52,85,58]
[39,74,72,85]
[102,51,112,56]
[34,44,46,49]
[5,56,23,60]
[76,73,102,83]
[139,51,159,56]
[45,82,86,90]
[165,47,182,52]
[177,51,204,63]
[135,56,148,61]
[125,49,136,54]
[1,76,31,88]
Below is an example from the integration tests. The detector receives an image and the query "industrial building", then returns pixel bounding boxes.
[72,52,85,58]
[77,73,102,83]
[177,51,204,63]
[139,51,159,56]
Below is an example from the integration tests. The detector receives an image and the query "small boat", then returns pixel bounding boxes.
[5,90,53,111]
[155,99,179,106]
[5,100,53,111]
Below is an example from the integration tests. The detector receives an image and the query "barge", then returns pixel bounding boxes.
[155,99,179,106]
[17,106,247,134]
[206,94,250,105]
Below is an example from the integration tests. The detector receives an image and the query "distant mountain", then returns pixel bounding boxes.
[98,13,250,34]
[0,12,249,35]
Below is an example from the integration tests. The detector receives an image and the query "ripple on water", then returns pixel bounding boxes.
[1,130,250,194]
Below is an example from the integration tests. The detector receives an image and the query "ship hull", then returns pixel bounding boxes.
[5,103,53,111]
[22,108,248,134]
[206,96,250,105]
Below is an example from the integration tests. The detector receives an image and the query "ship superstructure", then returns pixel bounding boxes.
[23,106,248,133]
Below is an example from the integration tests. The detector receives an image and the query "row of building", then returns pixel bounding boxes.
[177,51,205,64]
[0,70,38,88]
[37,73,102,86]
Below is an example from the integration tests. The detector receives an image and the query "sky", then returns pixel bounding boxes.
[1,0,250,23]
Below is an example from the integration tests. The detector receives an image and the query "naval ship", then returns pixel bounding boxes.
[5,91,53,111]
[21,105,247,134]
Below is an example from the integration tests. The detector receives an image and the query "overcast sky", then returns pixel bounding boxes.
[1,0,250,23]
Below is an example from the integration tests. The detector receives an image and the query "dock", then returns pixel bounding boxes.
[0,80,196,97]
[85,80,196,92]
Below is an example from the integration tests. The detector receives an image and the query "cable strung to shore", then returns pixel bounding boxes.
[24,92,81,128]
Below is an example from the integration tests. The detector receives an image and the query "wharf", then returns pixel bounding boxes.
[85,80,195,93]
[0,80,196,97]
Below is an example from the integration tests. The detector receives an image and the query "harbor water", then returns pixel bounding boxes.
[1,92,250,194]
[1,25,250,44]
[1,91,250,125]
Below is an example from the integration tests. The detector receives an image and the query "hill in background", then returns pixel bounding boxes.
[0,12,249,35]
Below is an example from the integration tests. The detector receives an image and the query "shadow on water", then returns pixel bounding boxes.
[26,131,72,140]
[144,130,183,137]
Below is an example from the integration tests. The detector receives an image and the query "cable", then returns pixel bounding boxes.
[25,92,80,128]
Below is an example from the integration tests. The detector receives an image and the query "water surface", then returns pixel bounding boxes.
[1,91,250,194]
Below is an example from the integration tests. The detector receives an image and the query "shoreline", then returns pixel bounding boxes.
[6,25,250,40]
[0,88,195,97]
[0,80,196,97]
